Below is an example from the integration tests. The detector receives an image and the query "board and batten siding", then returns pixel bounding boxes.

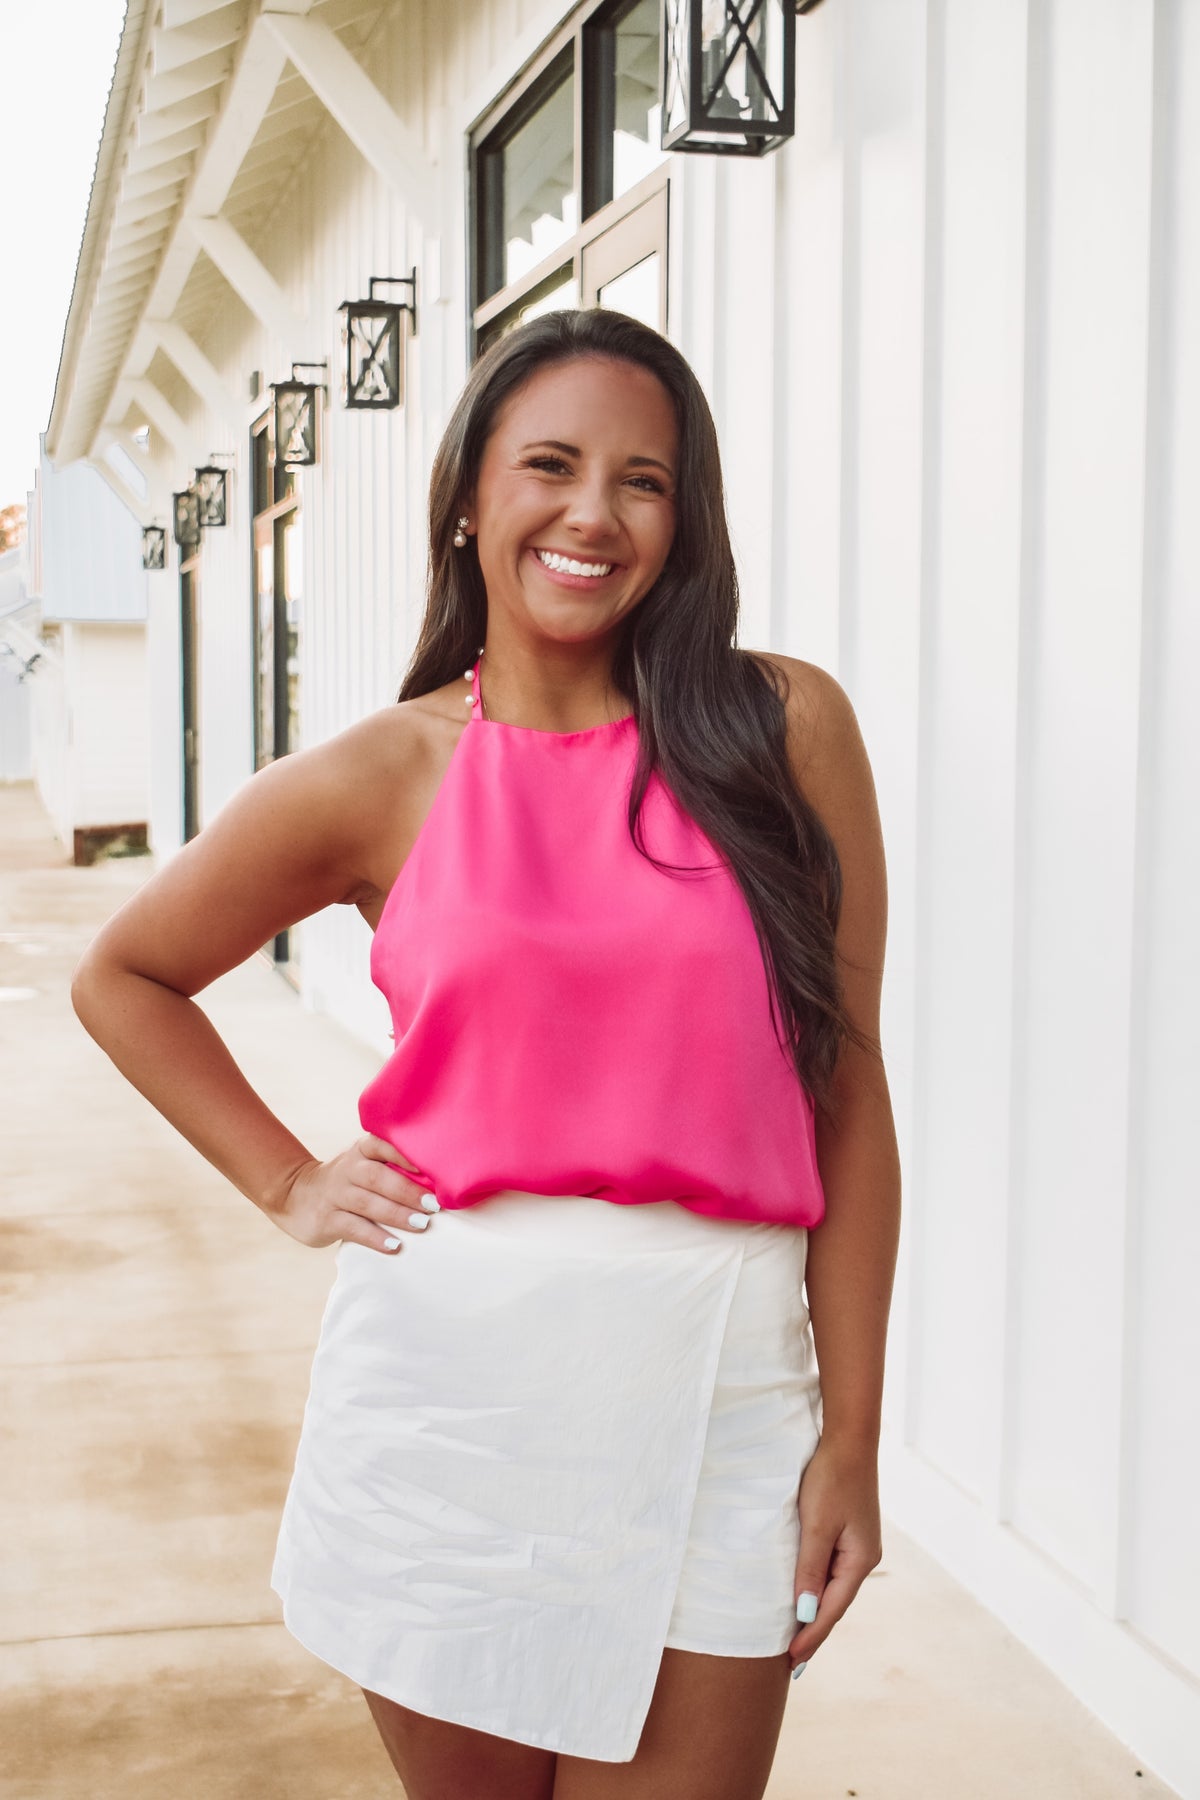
[140,0,1197,1785]
[687,0,1196,1787]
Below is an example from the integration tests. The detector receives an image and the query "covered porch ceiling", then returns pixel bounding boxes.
[46,0,433,521]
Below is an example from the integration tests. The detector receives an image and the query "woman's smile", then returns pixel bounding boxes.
[528,546,619,587]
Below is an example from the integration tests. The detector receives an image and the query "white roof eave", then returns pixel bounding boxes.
[45,0,156,466]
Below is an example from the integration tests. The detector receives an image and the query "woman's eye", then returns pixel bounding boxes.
[628,475,665,494]
[528,456,570,474]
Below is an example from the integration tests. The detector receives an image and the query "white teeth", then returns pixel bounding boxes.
[536,550,614,578]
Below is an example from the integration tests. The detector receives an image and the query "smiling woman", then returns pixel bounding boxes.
[458,357,678,686]
[71,307,900,1800]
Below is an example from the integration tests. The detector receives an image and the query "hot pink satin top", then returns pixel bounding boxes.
[358,657,825,1227]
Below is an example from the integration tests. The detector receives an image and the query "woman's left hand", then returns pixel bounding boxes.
[786,1436,884,1672]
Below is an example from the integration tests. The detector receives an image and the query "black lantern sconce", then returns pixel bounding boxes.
[141,525,167,571]
[172,488,201,553]
[338,270,417,411]
[661,0,800,157]
[271,362,328,467]
[193,457,232,527]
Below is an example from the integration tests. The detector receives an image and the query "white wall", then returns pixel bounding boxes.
[0,546,35,781]
[36,447,148,625]
[0,661,32,782]
[31,623,148,847]
[111,0,1198,1785]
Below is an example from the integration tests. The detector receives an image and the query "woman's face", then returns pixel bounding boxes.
[467,354,679,651]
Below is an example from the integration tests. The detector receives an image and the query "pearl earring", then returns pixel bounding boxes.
[453,516,469,549]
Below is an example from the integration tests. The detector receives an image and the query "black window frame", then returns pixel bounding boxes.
[469,0,670,355]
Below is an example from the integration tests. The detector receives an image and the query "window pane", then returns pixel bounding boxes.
[479,267,579,356]
[611,0,665,201]
[598,252,660,329]
[500,71,577,288]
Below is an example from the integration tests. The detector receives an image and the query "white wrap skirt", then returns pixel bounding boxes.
[270,1191,823,1763]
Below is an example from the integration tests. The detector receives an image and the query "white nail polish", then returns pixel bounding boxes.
[383,1236,403,1250]
[419,1193,441,1212]
[407,1212,430,1230]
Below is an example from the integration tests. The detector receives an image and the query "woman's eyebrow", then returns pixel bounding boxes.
[519,439,675,478]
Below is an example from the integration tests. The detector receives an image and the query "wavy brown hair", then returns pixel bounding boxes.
[398,308,850,1107]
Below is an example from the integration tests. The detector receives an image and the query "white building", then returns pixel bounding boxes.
[17,444,151,860]
[0,545,35,784]
[44,2,1200,1790]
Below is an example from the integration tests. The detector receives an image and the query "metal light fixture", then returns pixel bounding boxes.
[338,271,417,410]
[661,0,796,156]
[193,461,230,527]
[172,489,201,553]
[142,525,166,571]
[271,362,328,467]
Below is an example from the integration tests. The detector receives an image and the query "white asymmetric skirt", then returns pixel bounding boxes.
[270,1191,823,1763]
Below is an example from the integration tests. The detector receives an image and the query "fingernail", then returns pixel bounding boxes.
[407,1212,430,1230]
[791,1662,808,1681]
[796,1592,819,1624]
[419,1193,440,1212]
[383,1236,403,1250]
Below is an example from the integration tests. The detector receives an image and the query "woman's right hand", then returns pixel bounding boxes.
[270,1133,441,1255]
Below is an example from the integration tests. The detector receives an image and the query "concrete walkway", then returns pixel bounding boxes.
[0,780,1174,1799]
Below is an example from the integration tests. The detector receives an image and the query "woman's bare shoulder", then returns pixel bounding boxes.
[284,682,468,899]
[740,648,857,781]
[317,685,464,792]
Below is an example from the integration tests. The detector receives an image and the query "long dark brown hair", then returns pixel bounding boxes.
[398,308,850,1108]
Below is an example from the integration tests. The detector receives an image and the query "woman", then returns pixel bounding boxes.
[72,308,901,1800]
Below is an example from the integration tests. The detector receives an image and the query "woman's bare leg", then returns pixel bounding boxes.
[361,1689,558,1800]
[551,1649,791,1800]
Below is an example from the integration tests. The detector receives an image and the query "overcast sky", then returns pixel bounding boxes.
[2,1,128,510]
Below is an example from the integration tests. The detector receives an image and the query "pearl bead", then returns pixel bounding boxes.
[463,693,472,705]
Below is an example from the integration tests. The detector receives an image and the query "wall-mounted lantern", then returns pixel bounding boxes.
[172,489,201,553]
[661,0,797,156]
[337,270,418,410]
[271,362,327,467]
[193,461,230,527]
[142,525,166,571]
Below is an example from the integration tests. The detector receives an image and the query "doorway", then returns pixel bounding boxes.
[251,414,302,983]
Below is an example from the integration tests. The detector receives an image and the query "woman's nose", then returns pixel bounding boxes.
[561,480,619,538]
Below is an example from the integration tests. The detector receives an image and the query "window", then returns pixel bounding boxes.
[472,0,669,352]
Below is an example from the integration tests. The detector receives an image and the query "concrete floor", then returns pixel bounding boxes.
[0,779,1175,1800]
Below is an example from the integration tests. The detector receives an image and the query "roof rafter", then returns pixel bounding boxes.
[261,10,438,227]
[149,319,246,431]
[186,214,310,346]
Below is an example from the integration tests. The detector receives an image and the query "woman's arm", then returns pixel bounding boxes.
[71,710,441,1252]
[795,662,901,1456]
[763,652,902,1669]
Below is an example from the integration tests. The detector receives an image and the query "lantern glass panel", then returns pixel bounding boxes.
[274,384,317,466]
[342,304,402,408]
[663,0,794,154]
[701,0,786,124]
[142,527,166,571]
[173,490,200,550]
[663,0,691,141]
[194,467,227,527]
